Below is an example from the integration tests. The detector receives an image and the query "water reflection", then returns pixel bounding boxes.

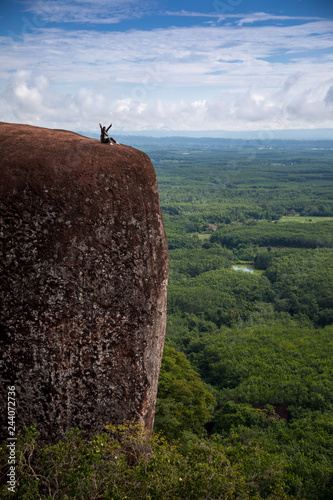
[232,265,254,274]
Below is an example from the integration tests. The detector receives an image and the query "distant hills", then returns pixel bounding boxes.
[80,128,333,141]
[78,129,333,150]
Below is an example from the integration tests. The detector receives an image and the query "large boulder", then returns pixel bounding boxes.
[0,122,168,442]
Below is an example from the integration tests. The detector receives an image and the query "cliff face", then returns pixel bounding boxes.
[0,122,168,442]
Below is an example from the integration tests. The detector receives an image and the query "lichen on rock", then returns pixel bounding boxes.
[0,122,168,442]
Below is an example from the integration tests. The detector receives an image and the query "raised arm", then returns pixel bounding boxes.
[99,123,103,130]
[106,123,112,131]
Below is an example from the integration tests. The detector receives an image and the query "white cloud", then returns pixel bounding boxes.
[164,10,220,18]
[1,15,333,131]
[165,10,325,26]
[21,0,156,24]
[234,12,324,26]
[2,70,113,127]
[325,85,333,105]
[2,21,333,87]
[2,68,333,132]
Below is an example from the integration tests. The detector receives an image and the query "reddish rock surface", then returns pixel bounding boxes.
[0,122,168,442]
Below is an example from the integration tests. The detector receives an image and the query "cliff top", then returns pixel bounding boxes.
[0,122,156,197]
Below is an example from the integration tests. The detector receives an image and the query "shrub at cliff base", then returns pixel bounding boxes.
[0,422,289,499]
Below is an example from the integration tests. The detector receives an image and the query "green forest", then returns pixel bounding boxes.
[1,139,333,498]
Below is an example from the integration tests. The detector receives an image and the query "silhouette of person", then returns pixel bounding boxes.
[99,123,118,145]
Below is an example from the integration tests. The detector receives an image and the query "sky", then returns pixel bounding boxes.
[0,0,333,135]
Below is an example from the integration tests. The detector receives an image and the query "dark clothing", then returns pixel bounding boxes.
[99,123,115,144]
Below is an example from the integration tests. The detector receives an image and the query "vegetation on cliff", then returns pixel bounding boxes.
[0,422,290,499]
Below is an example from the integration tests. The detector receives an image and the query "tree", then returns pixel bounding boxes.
[154,346,216,440]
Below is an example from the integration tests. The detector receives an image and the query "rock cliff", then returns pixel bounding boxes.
[0,122,168,442]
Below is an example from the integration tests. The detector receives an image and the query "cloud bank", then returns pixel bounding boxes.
[1,8,333,132]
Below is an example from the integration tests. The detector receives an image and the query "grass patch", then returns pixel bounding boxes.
[280,216,333,223]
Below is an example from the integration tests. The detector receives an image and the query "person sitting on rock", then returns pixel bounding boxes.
[99,123,119,145]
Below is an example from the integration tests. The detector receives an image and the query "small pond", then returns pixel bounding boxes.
[232,265,254,274]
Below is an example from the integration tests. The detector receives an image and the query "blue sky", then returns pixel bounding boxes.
[0,0,333,134]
